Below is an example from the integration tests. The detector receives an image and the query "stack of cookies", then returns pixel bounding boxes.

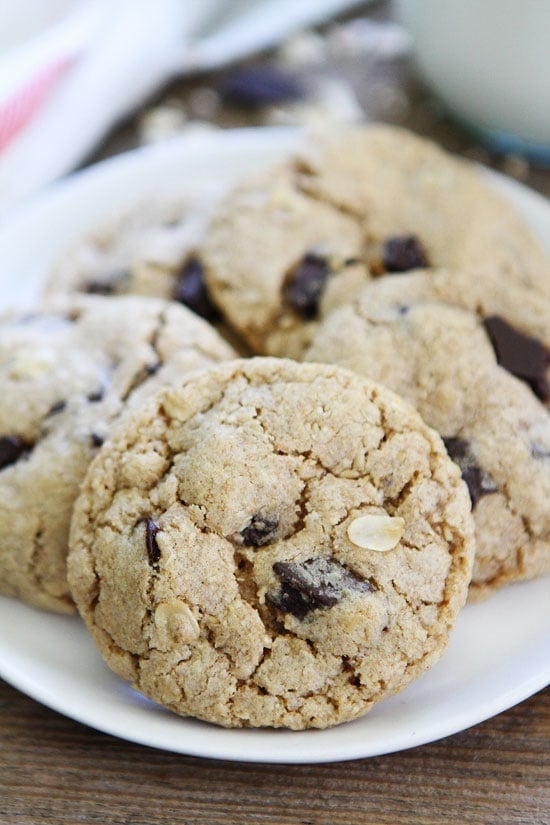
[1,125,548,730]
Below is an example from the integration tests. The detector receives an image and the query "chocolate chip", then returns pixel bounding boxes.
[144,518,161,566]
[90,433,104,448]
[284,254,329,319]
[47,400,66,416]
[483,316,549,402]
[443,437,498,506]
[87,388,104,403]
[173,257,220,322]
[0,435,29,470]
[269,557,374,618]
[84,270,129,296]
[219,66,304,109]
[382,235,429,273]
[240,514,279,546]
[266,584,312,620]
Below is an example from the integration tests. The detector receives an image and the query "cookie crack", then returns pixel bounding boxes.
[120,309,167,403]
[292,160,366,226]
[291,478,311,535]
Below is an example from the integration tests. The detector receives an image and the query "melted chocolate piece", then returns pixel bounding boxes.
[85,281,115,296]
[173,257,220,322]
[284,254,329,319]
[266,584,311,620]
[219,66,304,109]
[144,518,161,566]
[483,315,549,402]
[47,400,66,416]
[240,514,279,546]
[84,270,128,296]
[269,557,374,618]
[382,235,429,273]
[87,388,105,403]
[90,433,104,448]
[443,437,498,506]
[0,435,29,470]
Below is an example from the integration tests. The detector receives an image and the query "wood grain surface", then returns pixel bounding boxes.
[0,680,548,825]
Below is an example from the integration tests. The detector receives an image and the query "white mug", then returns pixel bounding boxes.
[396,0,550,162]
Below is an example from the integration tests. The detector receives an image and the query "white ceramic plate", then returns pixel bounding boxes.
[0,128,548,764]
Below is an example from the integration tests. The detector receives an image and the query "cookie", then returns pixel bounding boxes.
[0,294,236,613]
[202,170,366,358]
[305,286,550,599]
[202,125,550,357]
[44,193,223,323]
[68,358,474,730]
[350,268,550,401]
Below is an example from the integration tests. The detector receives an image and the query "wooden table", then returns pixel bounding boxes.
[0,679,548,824]
[1,2,549,822]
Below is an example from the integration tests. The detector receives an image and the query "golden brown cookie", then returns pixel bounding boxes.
[68,358,474,729]
[305,283,550,599]
[202,125,550,357]
[0,294,235,613]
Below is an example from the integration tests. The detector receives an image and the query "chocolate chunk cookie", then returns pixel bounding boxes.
[351,268,550,401]
[305,285,550,599]
[68,358,474,729]
[202,170,366,358]
[44,193,223,323]
[202,125,550,357]
[0,295,235,613]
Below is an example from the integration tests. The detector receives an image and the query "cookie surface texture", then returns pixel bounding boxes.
[305,285,550,598]
[202,125,550,357]
[68,358,474,729]
[0,295,235,613]
[44,193,224,324]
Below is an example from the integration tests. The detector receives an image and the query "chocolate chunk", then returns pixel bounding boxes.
[483,316,549,402]
[382,235,429,273]
[284,254,329,319]
[443,436,498,506]
[87,388,104,403]
[173,257,220,322]
[240,514,279,546]
[144,518,161,566]
[47,400,66,416]
[219,66,304,109]
[0,435,29,470]
[90,433,104,448]
[266,584,312,621]
[85,280,115,296]
[269,557,374,618]
[84,270,128,296]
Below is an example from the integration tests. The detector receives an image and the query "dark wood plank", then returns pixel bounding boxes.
[0,679,548,825]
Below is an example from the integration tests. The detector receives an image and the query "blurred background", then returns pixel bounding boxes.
[0,0,548,219]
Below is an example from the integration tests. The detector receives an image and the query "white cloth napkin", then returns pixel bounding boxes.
[0,0,366,220]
